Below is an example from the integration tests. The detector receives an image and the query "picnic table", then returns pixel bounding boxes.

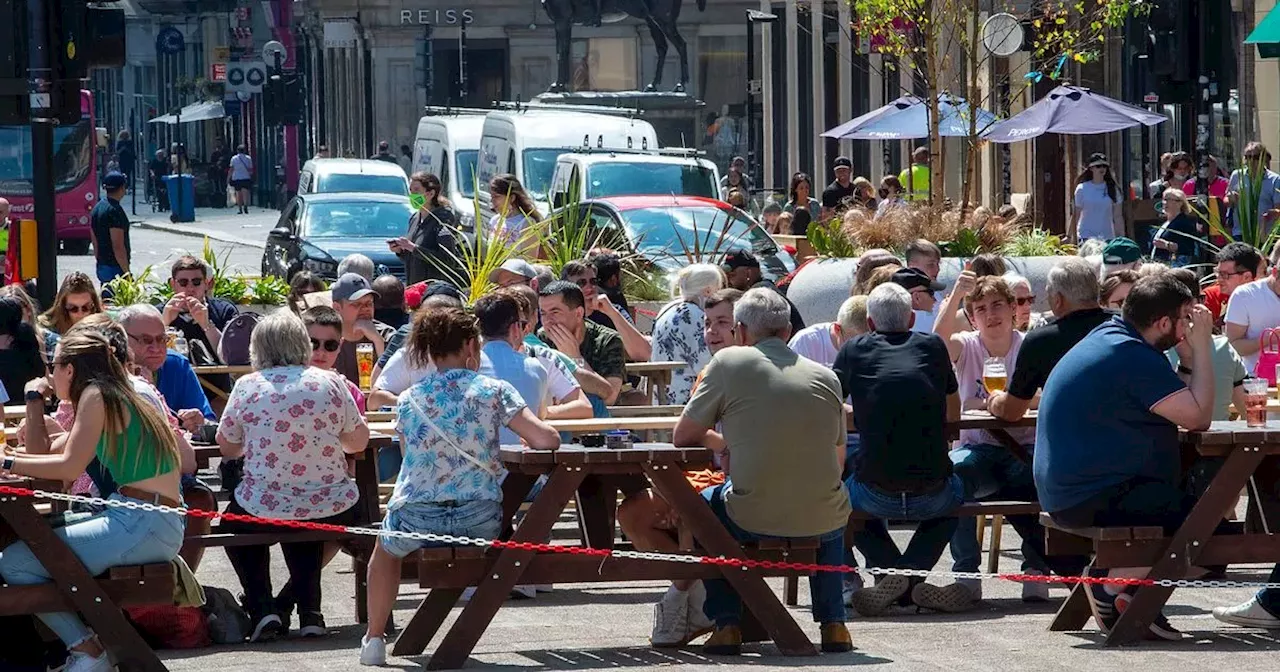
[390,443,819,668]
[1047,420,1280,645]
[625,361,685,404]
[191,365,254,400]
[0,478,172,671]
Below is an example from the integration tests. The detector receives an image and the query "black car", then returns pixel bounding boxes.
[261,193,415,281]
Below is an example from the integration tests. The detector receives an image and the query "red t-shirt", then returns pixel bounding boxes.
[1204,284,1226,326]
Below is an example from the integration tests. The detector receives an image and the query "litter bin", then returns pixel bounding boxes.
[162,174,196,223]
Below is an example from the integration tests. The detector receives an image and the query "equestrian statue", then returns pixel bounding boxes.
[541,0,705,93]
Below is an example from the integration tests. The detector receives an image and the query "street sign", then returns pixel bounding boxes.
[1143,93,1160,103]
[210,63,227,82]
[226,61,267,94]
[156,27,184,55]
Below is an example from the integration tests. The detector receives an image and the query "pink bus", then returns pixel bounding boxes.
[0,90,99,254]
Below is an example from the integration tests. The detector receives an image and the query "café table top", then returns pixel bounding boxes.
[500,442,712,466]
[624,361,686,374]
[192,365,254,376]
[1181,420,1280,450]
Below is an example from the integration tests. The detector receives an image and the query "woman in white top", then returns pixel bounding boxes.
[229,145,254,215]
[1070,153,1123,243]
[486,174,541,257]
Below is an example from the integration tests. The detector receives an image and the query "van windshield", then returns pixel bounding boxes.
[586,163,717,199]
[522,149,565,199]
[456,150,479,198]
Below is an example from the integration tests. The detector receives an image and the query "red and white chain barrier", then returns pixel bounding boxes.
[3,484,1279,591]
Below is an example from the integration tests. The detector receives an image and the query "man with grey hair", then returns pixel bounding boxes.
[118,303,215,432]
[833,282,969,616]
[336,253,376,281]
[989,257,1109,422]
[673,287,852,655]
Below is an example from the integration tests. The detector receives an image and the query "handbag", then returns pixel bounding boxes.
[1255,328,1280,384]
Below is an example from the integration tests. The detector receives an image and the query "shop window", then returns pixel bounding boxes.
[697,34,748,174]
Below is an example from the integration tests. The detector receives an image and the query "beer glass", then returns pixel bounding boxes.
[1245,378,1269,428]
[982,357,1006,394]
[356,342,375,390]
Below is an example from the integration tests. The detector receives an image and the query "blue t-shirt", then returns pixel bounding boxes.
[479,340,547,445]
[154,351,215,420]
[1032,317,1187,512]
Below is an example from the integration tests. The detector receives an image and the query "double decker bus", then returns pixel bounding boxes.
[0,90,99,254]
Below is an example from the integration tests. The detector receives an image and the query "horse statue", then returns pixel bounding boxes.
[541,0,705,94]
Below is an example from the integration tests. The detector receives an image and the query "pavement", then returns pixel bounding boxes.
[129,205,278,250]
[154,489,1280,672]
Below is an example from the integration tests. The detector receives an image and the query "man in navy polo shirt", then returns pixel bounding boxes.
[1034,273,1216,640]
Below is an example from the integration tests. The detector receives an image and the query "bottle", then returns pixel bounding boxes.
[174,335,189,358]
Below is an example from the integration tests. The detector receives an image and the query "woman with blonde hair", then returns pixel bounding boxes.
[2,328,184,672]
[650,263,725,405]
[1151,188,1203,267]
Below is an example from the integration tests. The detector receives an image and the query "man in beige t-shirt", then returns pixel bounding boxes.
[674,288,851,656]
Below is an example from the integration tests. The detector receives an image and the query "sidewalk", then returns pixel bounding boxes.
[131,205,279,249]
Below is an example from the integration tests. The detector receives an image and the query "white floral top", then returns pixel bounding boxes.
[390,369,525,512]
[218,366,363,520]
[650,300,711,405]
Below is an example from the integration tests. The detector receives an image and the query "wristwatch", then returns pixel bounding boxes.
[2,455,14,473]
[573,357,587,368]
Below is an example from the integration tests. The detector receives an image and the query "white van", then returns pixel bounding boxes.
[547,150,722,208]
[297,158,409,197]
[411,112,485,230]
[475,108,659,219]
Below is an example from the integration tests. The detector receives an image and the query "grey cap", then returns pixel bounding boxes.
[331,272,378,302]
[488,258,537,283]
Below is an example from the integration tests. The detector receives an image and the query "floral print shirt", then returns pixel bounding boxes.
[389,368,525,512]
[218,366,363,520]
[650,300,711,405]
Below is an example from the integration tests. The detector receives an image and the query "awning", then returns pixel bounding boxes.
[148,100,226,125]
[1246,4,1280,58]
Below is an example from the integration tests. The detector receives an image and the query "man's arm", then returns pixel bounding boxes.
[1225,321,1260,358]
[1152,305,1216,430]
[988,391,1033,422]
[109,228,129,275]
[593,297,651,361]
[573,367,621,405]
[546,387,592,420]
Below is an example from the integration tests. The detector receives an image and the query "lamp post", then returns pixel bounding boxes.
[745,10,778,192]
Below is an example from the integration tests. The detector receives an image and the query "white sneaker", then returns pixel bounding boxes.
[534,584,554,593]
[958,577,982,601]
[650,587,691,647]
[686,581,714,637]
[64,650,112,672]
[1213,597,1280,629]
[1021,569,1050,603]
[360,634,388,666]
[843,573,865,607]
[510,585,537,599]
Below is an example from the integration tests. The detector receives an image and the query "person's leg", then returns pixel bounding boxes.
[616,490,691,589]
[219,498,276,623]
[698,484,750,628]
[844,477,905,569]
[179,475,216,571]
[808,527,847,624]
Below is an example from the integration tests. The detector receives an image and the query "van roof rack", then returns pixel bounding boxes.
[492,100,644,118]
[422,105,492,116]
[559,146,707,158]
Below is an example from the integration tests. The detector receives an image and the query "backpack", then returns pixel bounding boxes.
[218,312,260,366]
[201,586,251,644]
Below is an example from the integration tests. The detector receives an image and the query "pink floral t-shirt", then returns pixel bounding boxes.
[218,366,363,520]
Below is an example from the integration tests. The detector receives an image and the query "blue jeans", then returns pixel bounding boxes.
[380,499,502,558]
[95,262,124,286]
[699,483,845,626]
[1257,565,1280,617]
[949,443,1044,574]
[377,444,403,484]
[0,494,184,647]
[846,474,963,572]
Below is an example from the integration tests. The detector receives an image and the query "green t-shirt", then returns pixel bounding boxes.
[683,338,851,537]
[1167,335,1247,421]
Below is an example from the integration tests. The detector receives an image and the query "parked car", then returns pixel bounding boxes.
[547,195,795,281]
[296,158,410,197]
[261,193,414,281]
[548,150,721,209]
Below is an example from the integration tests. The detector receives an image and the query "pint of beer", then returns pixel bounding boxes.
[356,343,375,390]
[982,357,1006,394]
[1245,378,1269,428]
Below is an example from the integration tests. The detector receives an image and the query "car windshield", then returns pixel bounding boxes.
[586,163,717,199]
[304,201,414,238]
[0,118,93,194]
[456,150,479,198]
[618,205,778,262]
[522,149,564,199]
[316,172,408,196]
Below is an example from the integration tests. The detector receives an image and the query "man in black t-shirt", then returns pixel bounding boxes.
[721,250,805,334]
[989,258,1110,421]
[820,156,857,212]
[833,283,970,616]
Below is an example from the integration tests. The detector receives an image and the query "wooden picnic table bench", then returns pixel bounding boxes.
[0,479,173,671]
[624,361,685,405]
[191,364,254,401]
[390,443,819,668]
[1045,421,1280,646]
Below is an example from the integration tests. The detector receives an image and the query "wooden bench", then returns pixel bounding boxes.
[1039,513,1262,569]
[782,501,1042,606]
[0,563,174,617]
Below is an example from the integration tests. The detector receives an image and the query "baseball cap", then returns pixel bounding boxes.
[833,156,853,170]
[102,172,127,189]
[721,250,760,272]
[487,258,537,283]
[891,267,945,293]
[1102,237,1142,265]
[1087,153,1110,169]
[332,273,378,302]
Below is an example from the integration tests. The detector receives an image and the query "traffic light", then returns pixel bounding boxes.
[47,0,125,124]
[415,24,434,98]
[0,0,30,124]
[263,72,303,126]
[1148,0,1191,83]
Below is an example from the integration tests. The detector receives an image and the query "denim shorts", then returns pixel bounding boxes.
[380,500,503,558]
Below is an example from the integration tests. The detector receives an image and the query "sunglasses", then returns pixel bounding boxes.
[310,338,341,353]
[128,333,167,348]
[175,277,204,288]
[573,277,598,288]
[1014,296,1036,306]
[65,303,96,315]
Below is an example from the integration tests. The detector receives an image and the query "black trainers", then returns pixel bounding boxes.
[1084,571,1119,634]
[298,611,327,638]
[249,613,284,643]
[1114,592,1183,641]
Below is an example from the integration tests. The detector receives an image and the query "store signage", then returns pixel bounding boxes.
[399,8,476,25]
[211,63,227,82]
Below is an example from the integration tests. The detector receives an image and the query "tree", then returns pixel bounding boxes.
[848,0,1151,215]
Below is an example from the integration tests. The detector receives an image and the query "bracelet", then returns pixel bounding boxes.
[1177,365,1193,375]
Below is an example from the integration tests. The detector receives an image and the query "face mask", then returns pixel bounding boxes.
[409,193,427,210]
[1174,171,1188,181]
